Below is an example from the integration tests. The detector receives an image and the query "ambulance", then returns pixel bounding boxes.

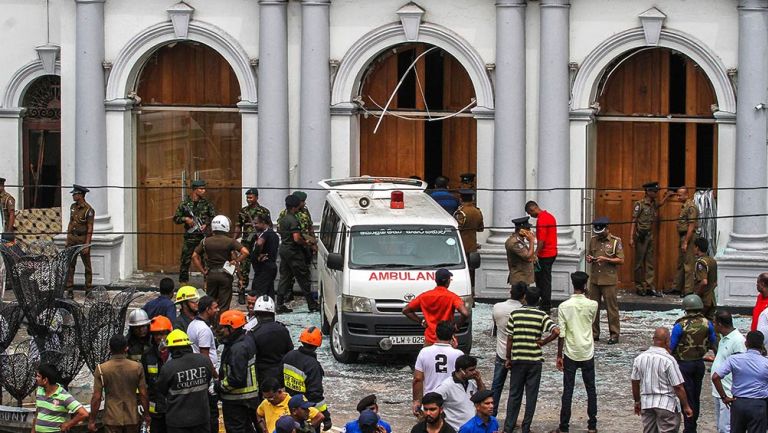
[316,177,479,363]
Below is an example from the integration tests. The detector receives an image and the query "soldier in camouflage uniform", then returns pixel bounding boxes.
[276,194,318,314]
[629,182,671,297]
[65,185,95,298]
[278,191,316,303]
[234,188,271,288]
[670,294,717,433]
[173,179,216,284]
[0,177,16,232]
[673,187,699,297]
[692,237,717,321]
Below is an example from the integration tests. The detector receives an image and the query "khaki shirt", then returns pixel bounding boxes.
[67,200,94,238]
[454,203,484,253]
[695,255,718,295]
[0,191,15,230]
[677,199,699,233]
[505,233,534,285]
[94,354,146,426]
[194,234,244,269]
[588,234,624,285]
[632,198,657,232]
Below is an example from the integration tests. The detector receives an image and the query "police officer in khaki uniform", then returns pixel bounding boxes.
[0,178,16,232]
[629,182,672,297]
[586,217,624,344]
[65,184,95,298]
[692,237,717,321]
[673,187,699,297]
[505,216,535,286]
[192,215,249,313]
[454,189,484,288]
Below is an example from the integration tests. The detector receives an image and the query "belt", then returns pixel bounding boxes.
[209,267,225,273]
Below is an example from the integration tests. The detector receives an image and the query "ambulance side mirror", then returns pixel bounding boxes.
[327,253,344,271]
[468,252,481,270]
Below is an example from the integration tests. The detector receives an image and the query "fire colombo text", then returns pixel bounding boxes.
[367,272,436,281]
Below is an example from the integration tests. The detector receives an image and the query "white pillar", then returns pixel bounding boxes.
[257,0,289,213]
[239,102,260,204]
[537,0,575,249]
[299,0,331,218]
[74,0,111,230]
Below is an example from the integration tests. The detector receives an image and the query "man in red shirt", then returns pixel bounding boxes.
[402,268,471,345]
[525,201,558,312]
[751,273,768,331]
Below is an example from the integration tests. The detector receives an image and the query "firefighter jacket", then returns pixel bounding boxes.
[141,343,168,416]
[282,346,329,415]
[248,319,293,385]
[155,349,214,428]
[219,331,259,404]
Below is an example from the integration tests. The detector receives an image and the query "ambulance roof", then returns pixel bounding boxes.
[319,177,457,228]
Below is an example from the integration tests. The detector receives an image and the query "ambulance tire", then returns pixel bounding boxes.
[319,288,330,334]
[330,315,358,364]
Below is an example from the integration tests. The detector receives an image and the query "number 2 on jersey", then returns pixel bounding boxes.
[435,354,448,373]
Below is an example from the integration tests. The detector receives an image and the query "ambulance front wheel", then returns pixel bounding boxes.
[330,315,359,364]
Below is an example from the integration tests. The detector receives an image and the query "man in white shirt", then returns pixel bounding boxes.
[412,321,464,416]
[756,307,768,340]
[184,295,220,433]
[631,327,693,433]
[710,311,746,433]
[433,355,484,432]
[490,282,525,416]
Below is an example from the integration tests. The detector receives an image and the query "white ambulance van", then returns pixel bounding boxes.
[316,177,480,363]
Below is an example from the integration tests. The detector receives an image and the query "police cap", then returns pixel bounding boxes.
[70,184,89,195]
[245,188,259,196]
[592,216,609,233]
[470,389,494,404]
[0,177,5,184]
[459,173,476,183]
[191,179,207,188]
[292,191,308,201]
[512,216,532,229]
[642,181,660,192]
[285,194,301,208]
[356,394,377,412]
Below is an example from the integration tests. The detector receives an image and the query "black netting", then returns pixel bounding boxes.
[0,303,23,351]
[0,340,38,406]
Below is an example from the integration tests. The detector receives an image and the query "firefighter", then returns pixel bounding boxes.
[248,295,293,385]
[142,315,172,433]
[173,285,200,331]
[282,327,332,431]
[217,310,260,433]
[126,308,151,362]
[155,329,215,433]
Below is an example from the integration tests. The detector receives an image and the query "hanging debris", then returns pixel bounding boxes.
[0,303,23,352]
[0,340,38,407]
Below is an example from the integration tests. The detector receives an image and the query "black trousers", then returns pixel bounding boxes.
[222,401,257,433]
[559,356,598,432]
[209,394,219,433]
[504,362,542,433]
[251,262,277,298]
[167,424,209,433]
[677,359,705,433]
[535,256,556,311]
[150,415,167,433]
[730,398,768,433]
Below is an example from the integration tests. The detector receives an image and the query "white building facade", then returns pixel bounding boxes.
[0,0,765,306]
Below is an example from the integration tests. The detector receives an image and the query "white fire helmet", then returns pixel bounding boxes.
[128,308,151,327]
[211,215,231,233]
[253,295,276,314]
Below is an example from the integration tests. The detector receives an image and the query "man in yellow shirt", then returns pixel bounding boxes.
[257,378,324,433]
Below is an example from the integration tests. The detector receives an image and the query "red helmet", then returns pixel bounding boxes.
[219,310,247,329]
[299,326,322,347]
[149,315,173,333]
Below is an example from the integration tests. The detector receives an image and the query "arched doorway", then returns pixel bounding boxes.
[593,48,717,290]
[135,41,242,272]
[358,43,476,187]
[22,75,61,209]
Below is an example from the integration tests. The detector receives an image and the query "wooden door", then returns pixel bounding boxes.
[359,44,476,188]
[22,75,62,209]
[135,42,242,272]
[594,49,717,290]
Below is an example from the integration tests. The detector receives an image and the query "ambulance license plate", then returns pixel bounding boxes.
[390,335,424,345]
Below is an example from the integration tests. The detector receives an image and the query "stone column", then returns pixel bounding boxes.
[258,0,289,213]
[487,0,527,244]
[718,0,768,307]
[728,0,768,253]
[537,0,575,249]
[299,0,331,218]
[75,0,110,230]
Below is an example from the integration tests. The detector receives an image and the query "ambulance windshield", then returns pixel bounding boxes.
[349,226,464,269]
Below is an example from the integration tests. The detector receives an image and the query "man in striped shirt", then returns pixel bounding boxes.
[504,287,560,433]
[631,327,694,433]
[32,363,89,433]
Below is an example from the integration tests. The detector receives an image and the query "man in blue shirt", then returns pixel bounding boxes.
[429,176,460,215]
[343,395,392,433]
[459,389,498,433]
[143,278,177,320]
[712,331,768,433]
